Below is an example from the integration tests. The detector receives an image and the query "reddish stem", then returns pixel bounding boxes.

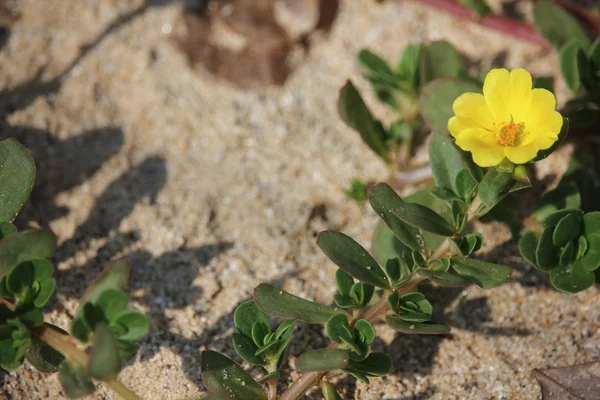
[412,0,550,48]
[556,1,600,36]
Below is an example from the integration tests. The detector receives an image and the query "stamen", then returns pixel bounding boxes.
[499,122,526,146]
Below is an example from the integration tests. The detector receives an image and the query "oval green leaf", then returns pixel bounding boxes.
[317,231,390,288]
[0,230,56,279]
[368,183,422,251]
[0,138,36,223]
[254,283,344,324]
[451,257,512,288]
[296,349,350,372]
[200,350,267,400]
[392,202,454,237]
[338,80,389,163]
[88,324,121,380]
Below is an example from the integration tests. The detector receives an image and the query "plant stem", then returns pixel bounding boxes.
[278,281,420,400]
[0,297,142,400]
[413,0,550,48]
[31,325,143,400]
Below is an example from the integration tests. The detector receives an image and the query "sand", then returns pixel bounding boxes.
[0,0,598,399]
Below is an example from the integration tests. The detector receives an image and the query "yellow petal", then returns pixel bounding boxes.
[455,128,506,167]
[505,144,540,164]
[521,130,559,150]
[524,88,563,134]
[483,68,533,123]
[449,93,495,138]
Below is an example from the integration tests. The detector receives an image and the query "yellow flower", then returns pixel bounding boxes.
[448,68,563,167]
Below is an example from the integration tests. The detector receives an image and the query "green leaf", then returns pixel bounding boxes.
[232,333,263,365]
[88,324,121,380]
[252,321,270,348]
[344,178,368,204]
[560,241,576,266]
[70,318,90,343]
[536,226,560,271]
[518,231,539,267]
[550,261,594,293]
[560,39,585,92]
[200,350,267,400]
[33,278,55,308]
[385,316,450,334]
[59,361,95,399]
[419,78,481,135]
[116,339,138,362]
[112,311,149,341]
[418,269,470,287]
[580,212,600,271]
[321,381,344,400]
[254,283,343,324]
[358,50,396,82]
[589,38,600,70]
[354,320,375,344]
[576,235,589,261]
[429,133,482,193]
[368,183,421,251]
[79,260,130,308]
[544,209,583,228]
[338,81,389,163]
[271,320,294,359]
[16,305,44,326]
[0,138,36,222]
[234,300,270,341]
[0,222,16,239]
[553,212,582,247]
[345,352,392,377]
[392,201,454,237]
[317,231,390,288]
[420,41,465,83]
[371,220,406,267]
[96,288,129,322]
[455,169,478,201]
[296,349,350,372]
[0,230,56,279]
[478,168,513,207]
[451,257,512,288]
[326,314,354,344]
[397,44,423,89]
[533,181,581,222]
[459,0,491,17]
[335,269,354,297]
[533,3,591,50]
[25,324,65,373]
[431,187,461,202]
[0,320,29,371]
[6,261,34,297]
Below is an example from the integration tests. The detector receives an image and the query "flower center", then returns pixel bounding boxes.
[499,121,526,147]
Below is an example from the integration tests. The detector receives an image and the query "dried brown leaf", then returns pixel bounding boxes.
[533,362,600,400]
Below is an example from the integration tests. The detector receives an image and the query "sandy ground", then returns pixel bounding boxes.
[0,0,598,399]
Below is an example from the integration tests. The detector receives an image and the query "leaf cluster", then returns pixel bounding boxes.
[0,138,149,399]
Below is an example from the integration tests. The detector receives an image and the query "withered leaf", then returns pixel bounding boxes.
[533,362,600,400]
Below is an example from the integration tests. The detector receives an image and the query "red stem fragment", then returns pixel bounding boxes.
[411,0,550,48]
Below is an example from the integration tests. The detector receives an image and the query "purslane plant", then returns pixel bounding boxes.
[0,138,149,399]
[198,67,596,399]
